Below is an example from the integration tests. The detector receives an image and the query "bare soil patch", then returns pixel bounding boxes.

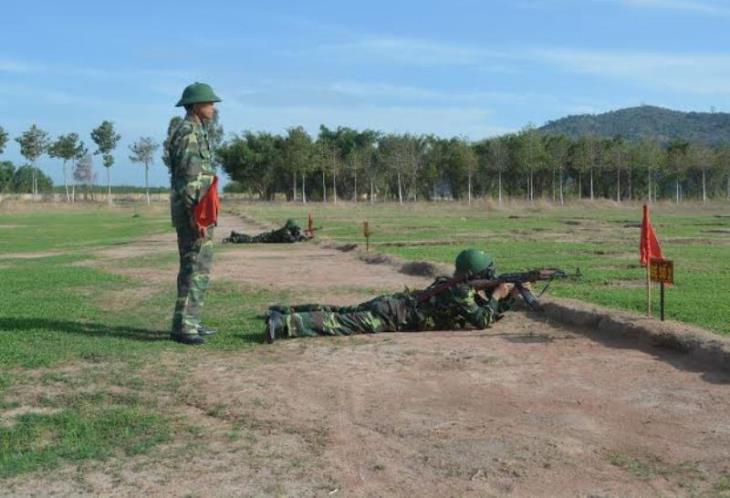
[5,210,729,497]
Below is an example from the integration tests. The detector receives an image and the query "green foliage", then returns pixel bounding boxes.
[90,120,121,169]
[540,105,730,145]
[0,160,15,192]
[14,124,50,163]
[8,165,53,193]
[0,126,8,155]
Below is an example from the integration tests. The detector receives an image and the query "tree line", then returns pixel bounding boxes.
[3,117,730,205]
[0,122,158,204]
[218,125,730,204]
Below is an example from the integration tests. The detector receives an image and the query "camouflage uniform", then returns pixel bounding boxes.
[168,116,216,338]
[270,276,513,338]
[223,224,310,244]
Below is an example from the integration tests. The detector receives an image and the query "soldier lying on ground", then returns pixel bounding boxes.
[264,249,523,342]
[222,219,312,244]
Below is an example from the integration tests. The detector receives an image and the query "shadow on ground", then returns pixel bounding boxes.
[0,317,169,342]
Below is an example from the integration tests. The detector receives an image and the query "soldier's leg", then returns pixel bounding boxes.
[226,231,254,243]
[172,225,215,337]
[270,303,355,314]
[281,310,392,337]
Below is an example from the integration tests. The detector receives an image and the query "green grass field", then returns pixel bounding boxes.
[1,199,728,480]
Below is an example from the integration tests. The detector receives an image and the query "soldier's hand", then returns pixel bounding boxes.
[492,283,513,300]
[511,282,530,299]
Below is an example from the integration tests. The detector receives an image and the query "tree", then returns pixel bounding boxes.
[0,126,8,155]
[129,137,160,205]
[73,153,95,200]
[90,121,121,205]
[514,126,546,202]
[282,127,314,204]
[218,131,282,200]
[15,124,50,199]
[0,161,15,193]
[688,143,714,203]
[666,140,689,204]
[49,133,86,202]
[11,164,53,193]
[714,144,730,200]
[544,135,570,206]
[606,136,627,202]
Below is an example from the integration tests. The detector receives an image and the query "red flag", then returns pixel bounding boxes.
[194,176,220,233]
[640,204,663,266]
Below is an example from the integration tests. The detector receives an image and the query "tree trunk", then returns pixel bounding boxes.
[529,170,534,202]
[31,161,37,200]
[578,172,582,200]
[675,177,680,204]
[292,172,297,202]
[145,162,150,205]
[647,169,652,203]
[354,171,358,202]
[628,167,632,201]
[702,168,707,203]
[467,172,472,206]
[589,168,594,200]
[63,160,70,202]
[332,161,337,204]
[498,170,503,207]
[559,169,564,206]
[397,171,403,205]
[302,174,306,204]
[322,170,327,203]
[72,183,75,203]
[616,168,621,202]
[107,167,112,206]
[370,175,375,205]
[551,168,556,203]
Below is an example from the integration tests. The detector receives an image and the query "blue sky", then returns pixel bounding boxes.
[1,0,729,187]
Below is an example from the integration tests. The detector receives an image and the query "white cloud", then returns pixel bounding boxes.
[0,58,42,74]
[615,0,730,15]
[535,48,730,95]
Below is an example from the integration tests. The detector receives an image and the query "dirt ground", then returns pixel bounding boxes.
[4,214,730,498]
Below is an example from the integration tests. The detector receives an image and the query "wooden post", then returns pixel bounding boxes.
[363,221,371,252]
[660,282,665,321]
[646,263,652,317]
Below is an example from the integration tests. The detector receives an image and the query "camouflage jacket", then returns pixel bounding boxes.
[167,116,216,227]
[416,276,512,330]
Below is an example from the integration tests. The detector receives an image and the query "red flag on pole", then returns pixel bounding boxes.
[640,204,663,266]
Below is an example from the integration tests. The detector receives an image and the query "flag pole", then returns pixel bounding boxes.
[646,260,651,317]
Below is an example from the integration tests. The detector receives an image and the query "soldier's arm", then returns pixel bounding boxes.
[172,128,206,214]
[453,285,499,329]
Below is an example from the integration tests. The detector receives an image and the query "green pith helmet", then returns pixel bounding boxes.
[175,82,222,107]
[285,219,300,229]
[454,249,494,277]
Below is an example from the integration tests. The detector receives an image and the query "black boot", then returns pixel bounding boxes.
[171,334,205,345]
[265,311,284,343]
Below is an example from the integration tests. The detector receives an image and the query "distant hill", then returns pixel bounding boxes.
[538,105,730,144]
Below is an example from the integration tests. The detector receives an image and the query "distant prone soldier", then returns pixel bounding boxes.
[263,249,523,342]
[223,219,312,244]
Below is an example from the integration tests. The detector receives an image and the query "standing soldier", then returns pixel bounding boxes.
[167,82,222,345]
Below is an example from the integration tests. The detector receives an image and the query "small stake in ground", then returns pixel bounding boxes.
[304,213,320,238]
[650,258,673,321]
[363,221,373,252]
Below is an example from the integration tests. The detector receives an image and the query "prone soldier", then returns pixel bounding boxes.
[264,249,520,342]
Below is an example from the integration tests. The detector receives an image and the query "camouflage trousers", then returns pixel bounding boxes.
[272,294,421,338]
[172,223,214,337]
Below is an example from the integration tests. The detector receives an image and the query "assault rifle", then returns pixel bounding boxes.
[416,268,579,311]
